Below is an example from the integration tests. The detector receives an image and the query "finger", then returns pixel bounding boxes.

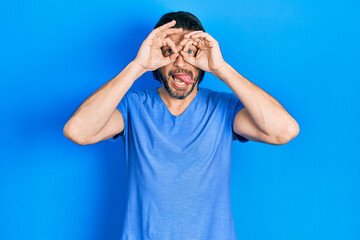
[180,51,196,65]
[196,38,207,49]
[190,32,208,38]
[148,20,177,39]
[190,32,216,42]
[169,52,179,62]
[183,30,204,39]
[183,40,194,51]
[154,20,177,33]
[179,36,199,46]
[186,37,205,48]
[189,39,199,47]
[179,37,192,46]
[179,38,187,46]
[162,37,178,53]
[156,28,183,41]
[163,52,179,65]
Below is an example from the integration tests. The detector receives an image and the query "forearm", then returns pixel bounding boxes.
[64,61,146,140]
[214,62,299,137]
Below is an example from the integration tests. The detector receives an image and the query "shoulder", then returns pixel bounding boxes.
[200,87,234,103]
[124,88,153,101]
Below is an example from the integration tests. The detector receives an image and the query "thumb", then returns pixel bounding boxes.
[163,53,179,65]
[169,52,179,63]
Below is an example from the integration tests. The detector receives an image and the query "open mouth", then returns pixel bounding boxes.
[172,75,188,88]
[171,73,195,88]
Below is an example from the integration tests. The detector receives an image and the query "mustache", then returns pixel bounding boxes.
[168,69,193,79]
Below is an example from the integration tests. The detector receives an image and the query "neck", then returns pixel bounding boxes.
[157,85,199,109]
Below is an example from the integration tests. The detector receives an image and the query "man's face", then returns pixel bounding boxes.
[157,30,200,100]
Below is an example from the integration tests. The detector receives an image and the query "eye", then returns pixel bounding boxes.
[187,50,194,54]
[166,49,173,54]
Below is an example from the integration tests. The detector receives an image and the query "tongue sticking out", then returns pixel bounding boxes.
[172,74,195,84]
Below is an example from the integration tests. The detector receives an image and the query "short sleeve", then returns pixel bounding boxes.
[229,93,249,143]
[109,93,129,142]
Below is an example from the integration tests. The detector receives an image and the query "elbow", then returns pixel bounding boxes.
[275,120,300,145]
[63,123,91,145]
[63,123,72,140]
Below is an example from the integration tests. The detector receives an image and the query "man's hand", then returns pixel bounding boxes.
[134,20,183,72]
[179,31,227,74]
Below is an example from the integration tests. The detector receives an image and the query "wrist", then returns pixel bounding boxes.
[130,60,148,76]
[212,61,229,78]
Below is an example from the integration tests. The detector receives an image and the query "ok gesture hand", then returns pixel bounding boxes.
[134,20,182,72]
[179,31,226,74]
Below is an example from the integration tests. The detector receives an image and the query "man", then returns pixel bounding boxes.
[64,11,299,240]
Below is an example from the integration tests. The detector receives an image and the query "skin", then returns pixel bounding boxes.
[133,20,299,143]
[64,19,299,145]
[155,29,228,104]
[133,20,226,114]
[156,29,201,101]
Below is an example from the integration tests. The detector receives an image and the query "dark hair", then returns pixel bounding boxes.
[152,11,206,85]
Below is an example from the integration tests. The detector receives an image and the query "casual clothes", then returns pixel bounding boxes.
[111,86,248,239]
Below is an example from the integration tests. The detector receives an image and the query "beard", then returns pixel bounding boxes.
[157,70,200,100]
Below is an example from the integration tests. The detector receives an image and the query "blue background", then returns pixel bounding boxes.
[1,0,359,239]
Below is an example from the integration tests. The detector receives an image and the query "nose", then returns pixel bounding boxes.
[174,51,185,68]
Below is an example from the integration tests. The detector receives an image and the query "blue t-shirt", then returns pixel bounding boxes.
[111,86,248,240]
